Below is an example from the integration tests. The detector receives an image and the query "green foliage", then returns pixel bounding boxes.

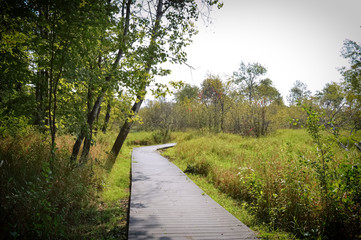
[341,39,361,104]
[302,104,361,239]
[174,83,200,103]
[0,127,157,239]
[0,111,30,137]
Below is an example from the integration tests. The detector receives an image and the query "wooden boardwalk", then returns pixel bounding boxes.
[128,143,258,240]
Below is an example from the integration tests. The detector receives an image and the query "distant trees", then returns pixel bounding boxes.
[139,63,283,137]
[287,80,311,105]
[174,84,199,103]
[233,62,267,102]
[199,76,226,132]
[138,50,361,143]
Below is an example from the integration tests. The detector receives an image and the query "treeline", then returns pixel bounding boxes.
[139,47,361,146]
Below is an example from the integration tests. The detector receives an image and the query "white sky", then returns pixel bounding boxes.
[156,0,361,102]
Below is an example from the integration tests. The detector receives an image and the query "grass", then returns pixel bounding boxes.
[73,130,174,239]
[0,129,167,239]
[163,129,361,239]
[71,130,168,239]
[2,128,359,239]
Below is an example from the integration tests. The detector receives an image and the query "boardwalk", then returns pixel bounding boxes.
[128,143,258,240]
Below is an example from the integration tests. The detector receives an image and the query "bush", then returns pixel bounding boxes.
[0,111,30,137]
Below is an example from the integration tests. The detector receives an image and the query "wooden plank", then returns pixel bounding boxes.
[128,143,258,240]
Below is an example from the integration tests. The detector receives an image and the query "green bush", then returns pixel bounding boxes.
[0,111,30,137]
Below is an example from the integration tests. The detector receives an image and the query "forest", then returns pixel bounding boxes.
[0,0,360,239]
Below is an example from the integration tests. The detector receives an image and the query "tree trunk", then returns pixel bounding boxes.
[70,132,84,163]
[220,101,224,132]
[69,0,132,163]
[111,97,143,156]
[102,103,111,133]
[80,132,92,163]
[35,70,47,127]
[106,97,143,170]
[79,86,95,163]
[106,0,165,170]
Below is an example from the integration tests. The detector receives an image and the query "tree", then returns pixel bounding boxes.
[233,62,267,102]
[108,0,222,166]
[255,78,283,105]
[174,84,199,103]
[317,82,344,111]
[69,0,130,162]
[339,39,361,149]
[0,0,119,166]
[199,76,226,132]
[287,80,311,105]
[340,39,361,105]
[0,0,34,122]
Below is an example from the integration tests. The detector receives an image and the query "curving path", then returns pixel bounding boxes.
[128,143,258,240]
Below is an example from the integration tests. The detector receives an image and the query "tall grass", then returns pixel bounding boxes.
[0,130,100,239]
[164,129,361,239]
[0,128,163,239]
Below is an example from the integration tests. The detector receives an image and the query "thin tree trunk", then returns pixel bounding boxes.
[79,85,94,162]
[70,132,84,163]
[107,0,165,170]
[220,101,224,132]
[80,132,92,163]
[69,0,132,163]
[107,97,143,167]
[102,103,111,133]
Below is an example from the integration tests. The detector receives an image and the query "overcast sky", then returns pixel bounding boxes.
[156,0,361,102]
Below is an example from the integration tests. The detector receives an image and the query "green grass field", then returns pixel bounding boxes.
[163,129,361,239]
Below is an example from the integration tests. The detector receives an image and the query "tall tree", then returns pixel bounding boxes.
[339,39,361,148]
[107,0,222,166]
[199,76,225,131]
[340,39,361,107]
[0,0,34,121]
[69,0,130,162]
[233,62,267,102]
[255,78,283,105]
[287,80,311,105]
[174,84,200,103]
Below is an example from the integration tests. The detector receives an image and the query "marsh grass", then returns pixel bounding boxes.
[163,129,361,239]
